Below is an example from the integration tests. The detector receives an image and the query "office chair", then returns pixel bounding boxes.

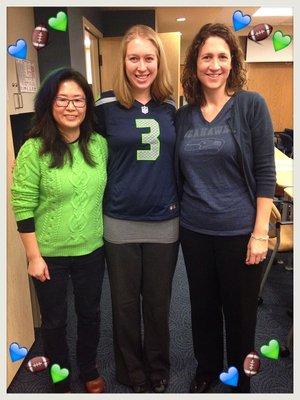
[274,131,293,158]
[258,202,293,357]
[258,202,293,304]
[284,128,293,138]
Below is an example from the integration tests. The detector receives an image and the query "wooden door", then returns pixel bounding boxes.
[100,37,121,93]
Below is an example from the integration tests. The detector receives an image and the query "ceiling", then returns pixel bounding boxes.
[100,6,293,51]
[156,7,293,45]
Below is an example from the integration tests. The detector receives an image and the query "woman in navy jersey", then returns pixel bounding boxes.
[175,23,275,393]
[95,25,178,393]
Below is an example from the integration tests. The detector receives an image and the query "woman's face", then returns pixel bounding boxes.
[52,80,86,134]
[125,37,158,96]
[196,36,232,93]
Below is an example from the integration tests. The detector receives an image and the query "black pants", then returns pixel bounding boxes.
[33,247,105,393]
[180,227,264,393]
[104,240,179,386]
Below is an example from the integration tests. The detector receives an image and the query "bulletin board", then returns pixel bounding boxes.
[15,58,38,93]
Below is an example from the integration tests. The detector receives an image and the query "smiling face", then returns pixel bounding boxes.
[52,80,86,136]
[125,37,158,98]
[197,36,232,93]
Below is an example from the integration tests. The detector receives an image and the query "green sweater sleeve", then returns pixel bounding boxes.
[11,139,41,221]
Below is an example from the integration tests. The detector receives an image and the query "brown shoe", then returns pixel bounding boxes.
[85,377,106,393]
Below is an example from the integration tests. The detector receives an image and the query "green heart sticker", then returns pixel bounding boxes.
[50,363,69,383]
[272,30,292,52]
[48,11,68,32]
[260,339,280,360]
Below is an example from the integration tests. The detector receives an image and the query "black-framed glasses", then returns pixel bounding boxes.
[54,97,86,108]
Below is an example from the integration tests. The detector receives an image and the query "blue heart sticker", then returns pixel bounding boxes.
[7,39,28,59]
[219,366,239,387]
[9,342,28,362]
[232,10,251,31]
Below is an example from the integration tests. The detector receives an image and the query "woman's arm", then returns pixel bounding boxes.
[246,197,273,265]
[250,93,276,199]
[19,232,50,282]
[11,139,49,281]
[245,94,275,265]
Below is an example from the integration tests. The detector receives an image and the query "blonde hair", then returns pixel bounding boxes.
[114,25,173,108]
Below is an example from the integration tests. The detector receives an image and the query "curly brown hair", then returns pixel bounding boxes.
[182,23,247,106]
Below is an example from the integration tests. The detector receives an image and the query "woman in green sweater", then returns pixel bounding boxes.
[11,68,107,394]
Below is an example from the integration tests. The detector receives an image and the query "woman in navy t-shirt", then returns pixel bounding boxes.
[175,23,275,393]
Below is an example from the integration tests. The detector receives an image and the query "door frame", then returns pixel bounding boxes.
[82,17,103,100]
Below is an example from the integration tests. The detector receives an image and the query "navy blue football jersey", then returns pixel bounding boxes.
[95,90,178,221]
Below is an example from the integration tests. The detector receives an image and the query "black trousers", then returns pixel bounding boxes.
[33,247,105,393]
[180,227,264,393]
[104,240,179,386]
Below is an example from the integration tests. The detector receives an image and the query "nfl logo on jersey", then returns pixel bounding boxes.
[141,106,149,114]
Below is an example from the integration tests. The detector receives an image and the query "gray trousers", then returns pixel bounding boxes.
[104,240,179,386]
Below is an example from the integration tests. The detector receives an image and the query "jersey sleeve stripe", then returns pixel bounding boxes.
[95,96,117,106]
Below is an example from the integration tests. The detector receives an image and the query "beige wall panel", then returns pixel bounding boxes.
[7,117,35,387]
[247,62,293,131]
[159,32,181,108]
[7,7,38,386]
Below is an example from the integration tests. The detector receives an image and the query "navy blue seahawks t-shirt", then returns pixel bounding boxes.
[179,97,255,235]
[95,91,178,221]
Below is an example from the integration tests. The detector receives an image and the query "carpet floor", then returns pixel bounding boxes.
[8,248,293,393]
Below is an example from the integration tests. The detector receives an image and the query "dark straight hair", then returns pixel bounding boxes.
[28,67,96,168]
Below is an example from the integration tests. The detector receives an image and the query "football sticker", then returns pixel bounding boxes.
[32,24,49,50]
[27,356,50,372]
[248,24,273,42]
[243,351,261,377]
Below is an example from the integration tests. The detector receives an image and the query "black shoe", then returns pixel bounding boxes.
[189,375,215,393]
[132,382,150,393]
[151,378,168,393]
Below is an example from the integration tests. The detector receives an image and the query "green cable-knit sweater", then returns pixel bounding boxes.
[11,133,107,256]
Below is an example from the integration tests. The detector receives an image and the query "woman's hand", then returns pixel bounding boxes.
[247,197,273,265]
[27,256,50,282]
[245,237,268,265]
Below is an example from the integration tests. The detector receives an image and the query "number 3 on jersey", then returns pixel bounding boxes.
[136,119,160,161]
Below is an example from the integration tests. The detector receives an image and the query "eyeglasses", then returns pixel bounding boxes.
[54,97,86,108]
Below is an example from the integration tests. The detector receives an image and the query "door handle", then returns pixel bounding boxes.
[18,93,23,109]
[13,93,20,109]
